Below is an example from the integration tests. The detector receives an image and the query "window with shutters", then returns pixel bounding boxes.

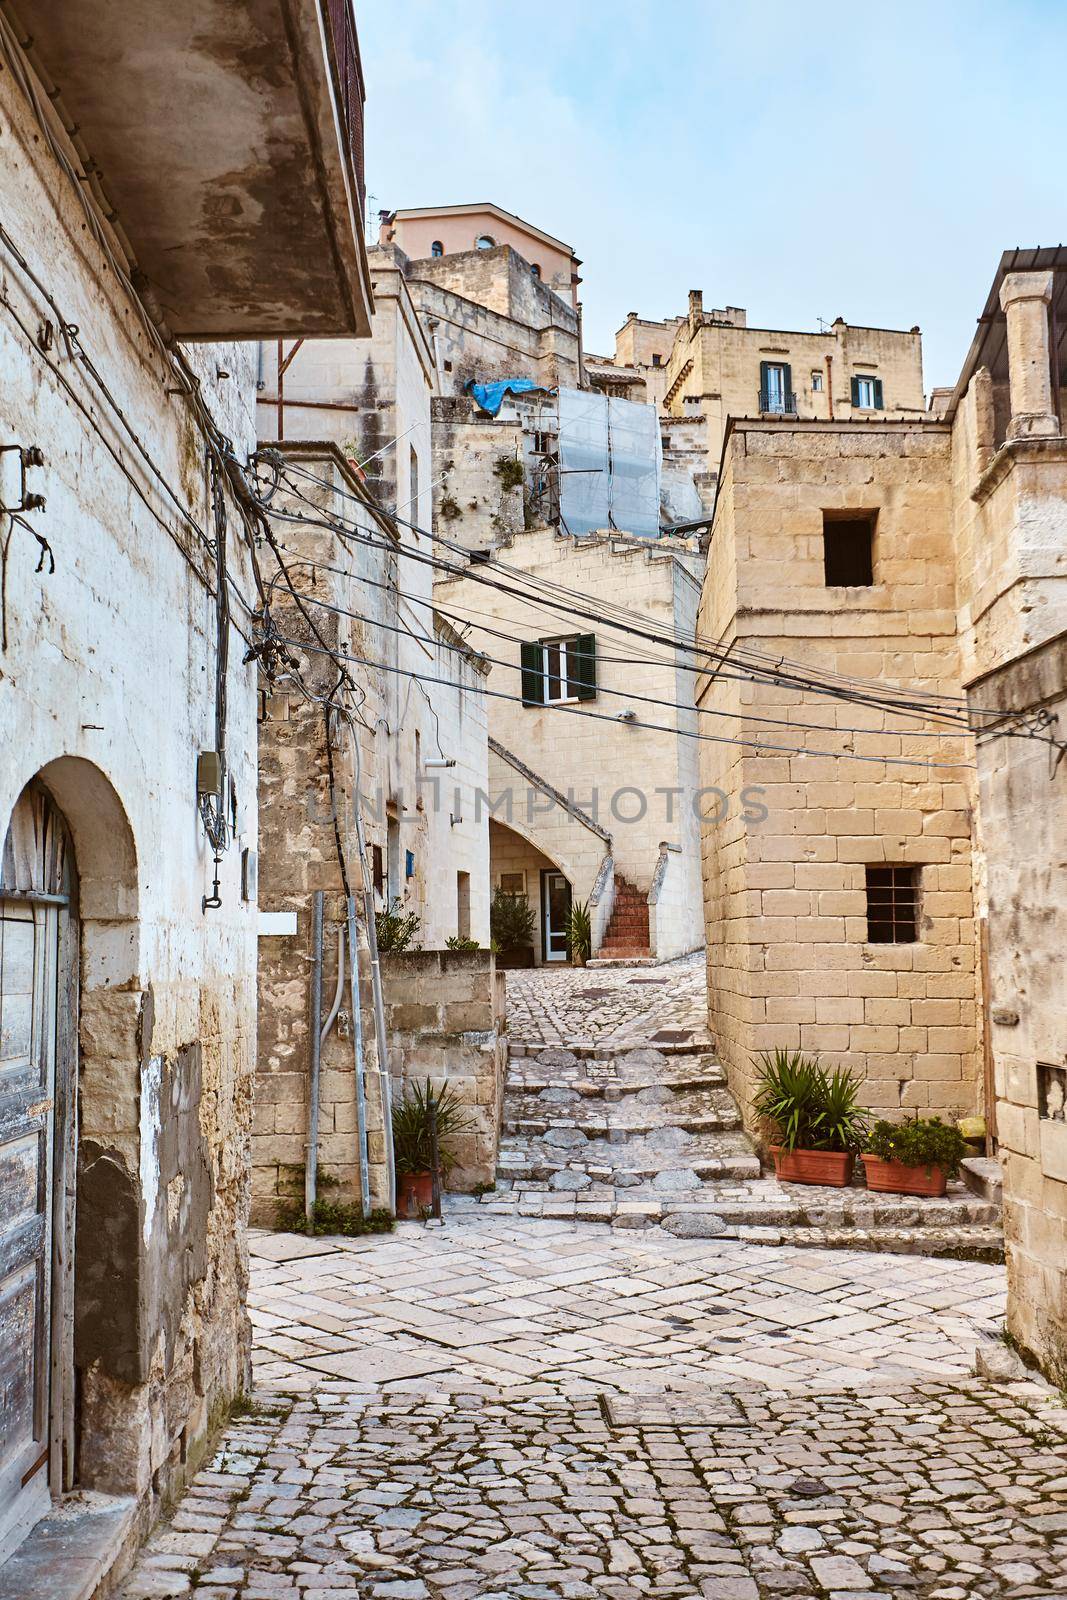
[759,360,794,414]
[852,374,884,409]
[520,634,597,705]
[823,511,876,586]
[865,865,919,943]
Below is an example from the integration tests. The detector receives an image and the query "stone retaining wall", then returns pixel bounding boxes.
[381,950,507,1188]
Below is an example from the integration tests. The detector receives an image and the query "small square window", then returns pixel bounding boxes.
[823,512,875,586]
[651,353,662,367]
[865,865,918,943]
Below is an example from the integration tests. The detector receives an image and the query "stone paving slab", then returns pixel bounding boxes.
[116,1213,1067,1600]
[506,952,709,1049]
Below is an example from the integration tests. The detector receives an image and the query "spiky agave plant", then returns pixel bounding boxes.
[391,1080,473,1175]
[568,898,592,964]
[752,1049,825,1152]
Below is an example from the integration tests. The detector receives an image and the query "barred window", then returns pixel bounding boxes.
[865,865,918,943]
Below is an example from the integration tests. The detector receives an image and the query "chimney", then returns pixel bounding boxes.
[688,289,703,336]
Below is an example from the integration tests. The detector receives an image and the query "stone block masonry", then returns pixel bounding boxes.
[381,950,507,1189]
[699,420,980,1129]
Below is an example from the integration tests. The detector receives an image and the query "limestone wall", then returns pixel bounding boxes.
[947,272,1067,1383]
[966,638,1067,1380]
[698,420,980,1127]
[0,60,259,1521]
[438,525,706,959]
[381,951,507,1188]
[663,315,926,488]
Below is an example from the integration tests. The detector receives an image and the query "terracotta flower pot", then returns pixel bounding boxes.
[770,1147,854,1187]
[397,1171,434,1218]
[861,1154,948,1198]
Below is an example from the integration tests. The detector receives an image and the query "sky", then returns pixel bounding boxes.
[357,1,1064,392]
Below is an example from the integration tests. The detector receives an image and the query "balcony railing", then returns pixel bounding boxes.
[758,389,798,415]
[326,0,367,215]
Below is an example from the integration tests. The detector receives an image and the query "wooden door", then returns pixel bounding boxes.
[0,898,58,1559]
[0,784,74,1562]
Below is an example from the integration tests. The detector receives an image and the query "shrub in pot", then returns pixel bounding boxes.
[862,1117,967,1198]
[391,1080,472,1218]
[752,1049,868,1187]
[489,889,536,969]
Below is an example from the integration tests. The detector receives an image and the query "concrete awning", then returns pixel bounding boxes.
[19,0,373,339]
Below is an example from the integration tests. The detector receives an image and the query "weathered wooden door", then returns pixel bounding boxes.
[0,786,74,1561]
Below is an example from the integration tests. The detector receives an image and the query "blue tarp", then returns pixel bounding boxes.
[466,377,550,417]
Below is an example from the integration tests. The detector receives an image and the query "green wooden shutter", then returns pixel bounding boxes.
[758,360,770,408]
[520,640,544,705]
[782,363,793,408]
[850,375,861,406]
[570,634,597,701]
[873,378,884,409]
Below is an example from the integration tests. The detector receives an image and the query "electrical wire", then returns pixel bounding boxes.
[260,473,994,748]
[268,632,975,771]
[257,555,977,748]
[273,456,984,725]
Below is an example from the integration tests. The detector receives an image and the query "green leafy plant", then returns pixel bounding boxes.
[568,898,592,964]
[439,492,462,521]
[375,897,421,953]
[489,888,536,952]
[445,935,480,951]
[391,1080,473,1176]
[752,1050,868,1153]
[275,1195,395,1237]
[865,1116,967,1176]
[493,454,526,491]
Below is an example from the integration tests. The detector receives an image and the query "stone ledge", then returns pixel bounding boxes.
[0,1493,138,1600]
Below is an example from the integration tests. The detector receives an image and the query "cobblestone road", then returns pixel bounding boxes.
[120,1217,1067,1600]
[505,954,709,1049]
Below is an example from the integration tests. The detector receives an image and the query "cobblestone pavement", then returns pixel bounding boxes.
[119,1217,1067,1600]
[505,954,709,1049]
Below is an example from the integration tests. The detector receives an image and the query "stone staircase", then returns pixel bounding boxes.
[481,1037,1004,1260]
[595,876,652,960]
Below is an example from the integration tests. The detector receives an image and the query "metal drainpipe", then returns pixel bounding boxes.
[358,805,396,1211]
[345,718,397,1213]
[304,890,325,1223]
[346,894,373,1218]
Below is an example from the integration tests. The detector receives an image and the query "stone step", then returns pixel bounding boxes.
[475,1187,1004,1259]
[503,1070,728,1102]
[496,1136,763,1187]
[961,1155,1003,1203]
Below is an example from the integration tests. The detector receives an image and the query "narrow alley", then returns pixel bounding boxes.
[116,961,1067,1600]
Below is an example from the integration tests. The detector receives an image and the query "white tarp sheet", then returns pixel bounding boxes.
[557,388,661,538]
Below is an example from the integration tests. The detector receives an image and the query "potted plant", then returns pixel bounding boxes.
[568,898,592,966]
[862,1117,967,1198]
[489,889,536,969]
[391,1080,472,1218]
[753,1050,868,1187]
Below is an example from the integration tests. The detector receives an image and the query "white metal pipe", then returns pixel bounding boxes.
[346,894,373,1218]
[304,889,324,1222]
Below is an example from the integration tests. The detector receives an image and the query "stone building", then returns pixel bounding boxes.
[597,295,927,504]
[0,0,372,1582]
[437,523,706,963]
[696,245,1067,1384]
[945,251,1067,1383]
[381,201,582,308]
[697,415,979,1127]
[252,258,499,1223]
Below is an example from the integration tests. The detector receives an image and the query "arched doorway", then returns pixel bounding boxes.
[0,781,78,1560]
